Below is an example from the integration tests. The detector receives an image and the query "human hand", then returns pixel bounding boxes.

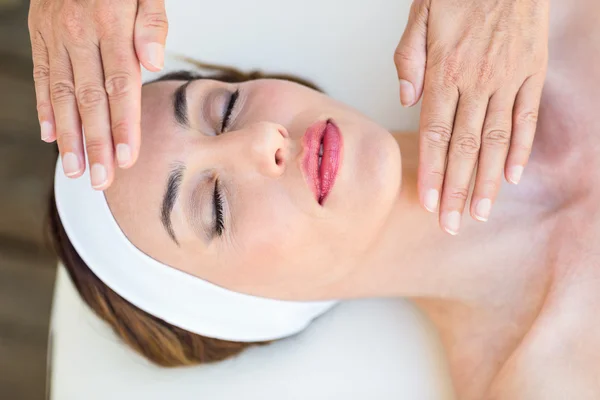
[394,0,549,234]
[29,0,168,190]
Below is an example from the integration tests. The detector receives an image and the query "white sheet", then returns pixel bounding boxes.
[50,266,454,399]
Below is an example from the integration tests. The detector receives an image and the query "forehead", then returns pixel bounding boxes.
[104,81,186,257]
[141,80,180,125]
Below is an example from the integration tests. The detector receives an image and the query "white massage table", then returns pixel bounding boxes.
[49,1,455,398]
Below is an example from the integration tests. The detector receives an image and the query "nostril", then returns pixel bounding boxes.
[275,148,283,166]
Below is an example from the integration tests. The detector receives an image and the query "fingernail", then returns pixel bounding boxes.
[474,198,492,222]
[442,211,461,235]
[91,164,107,189]
[399,79,415,107]
[424,189,439,212]
[147,42,164,70]
[116,144,131,168]
[41,121,53,142]
[62,152,82,177]
[508,166,524,185]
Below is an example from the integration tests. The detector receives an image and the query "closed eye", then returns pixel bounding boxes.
[220,89,240,133]
[213,178,225,236]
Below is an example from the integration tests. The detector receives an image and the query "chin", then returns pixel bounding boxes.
[358,129,402,251]
[344,125,401,240]
[373,129,402,211]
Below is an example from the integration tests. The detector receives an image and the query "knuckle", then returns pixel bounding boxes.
[110,119,130,140]
[423,122,453,149]
[511,141,532,155]
[56,130,80,148]
[51,81,76,104]
[32,63,50,84]
[452,133,481,157]
[427,168,446,180]
[141,11,169,31]
[483,128,511,146]
[447,187,469,202]
[478,178,500,194]
[36,100,52,115]
[516,109,539,126]
[394,44,419,68]
[85,138,110,157]
[76,85,107,111]
[104,72,133,99]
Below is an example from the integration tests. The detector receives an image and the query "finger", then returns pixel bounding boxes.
[440,93,488,235]
[49,43,85,179]
[506,73,545,185]
[418,74,459,215]
[30,29,56,143]
[394,0,429,107]
[99,21,142,172]
[69,41,114,190]
[134,0,168,71]
[470,88,516,222]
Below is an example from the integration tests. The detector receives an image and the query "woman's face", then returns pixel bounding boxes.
[106,77,401,300]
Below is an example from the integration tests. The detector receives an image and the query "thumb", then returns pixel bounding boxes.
[134,0,168,72]
[394,0,429,107]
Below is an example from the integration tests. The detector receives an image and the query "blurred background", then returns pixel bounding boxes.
[0,0,58,399]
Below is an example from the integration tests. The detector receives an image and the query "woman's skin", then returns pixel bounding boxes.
[105,0,599,398]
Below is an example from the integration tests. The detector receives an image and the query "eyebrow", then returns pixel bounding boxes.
[173,80,192,127]
[160,163,186,245]
[159,81,193,245]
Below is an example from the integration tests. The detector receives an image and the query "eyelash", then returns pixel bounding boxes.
[220,89,239,133]
[212,88,239,237]
[213,178,225,236]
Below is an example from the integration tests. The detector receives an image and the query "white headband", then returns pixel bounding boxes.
[54,158,337,342]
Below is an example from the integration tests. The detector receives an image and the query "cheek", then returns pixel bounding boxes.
[230,197,307,283]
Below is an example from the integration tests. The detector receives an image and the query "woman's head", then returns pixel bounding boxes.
[50,63,402,366]
[105,65,401,302]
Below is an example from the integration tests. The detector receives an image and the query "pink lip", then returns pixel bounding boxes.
[301,119,343,205]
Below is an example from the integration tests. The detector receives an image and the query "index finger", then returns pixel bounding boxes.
[418,72,459,214]
[99,32,142,170]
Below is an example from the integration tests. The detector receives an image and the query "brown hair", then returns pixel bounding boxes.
[47,62,321,367]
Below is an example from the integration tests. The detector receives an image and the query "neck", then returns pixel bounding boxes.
[336,132,554,396]
[339,133,550,309]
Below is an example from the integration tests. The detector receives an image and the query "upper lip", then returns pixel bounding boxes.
[301,119,342,205]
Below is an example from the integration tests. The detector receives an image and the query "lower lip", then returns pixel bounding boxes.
[302,120,342,205]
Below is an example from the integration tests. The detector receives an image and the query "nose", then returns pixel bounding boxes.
[226,122,289,178]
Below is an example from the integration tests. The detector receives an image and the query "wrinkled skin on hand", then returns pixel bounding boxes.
[394,0,549,235]
[29,0,168,190]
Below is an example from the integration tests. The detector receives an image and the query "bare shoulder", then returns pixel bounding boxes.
[487,282,600,399]
[487,198,600,399]
[528,0,600,192]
